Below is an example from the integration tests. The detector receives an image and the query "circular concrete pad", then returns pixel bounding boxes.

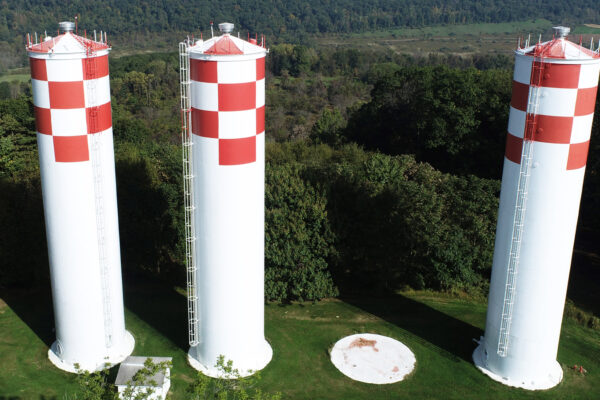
[187,340,273,378]
[330,333,416,384]
[472,343,563,390]
[48,330,135,373]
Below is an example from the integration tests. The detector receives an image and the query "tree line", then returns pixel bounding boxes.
[2,0,599,42]
[1,0,599,71]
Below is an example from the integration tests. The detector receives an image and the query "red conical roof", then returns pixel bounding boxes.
[28,32,109,54]
[521,38,599,59]
[204,35,243,55]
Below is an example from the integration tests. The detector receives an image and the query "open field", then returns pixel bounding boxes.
[108,20,552,58]
[1,260,599,400]
[313,20,600,56]
[2,20,599,79]
[341,19,555,38]
[99,20,600,59]
[313,19,553,55]
[573,24,600,34]
[0,74,29,83]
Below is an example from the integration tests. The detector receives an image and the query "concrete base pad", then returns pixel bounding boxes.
[330,333,416,384]
[472,343,563,390]
[187,340,273,378]
[48,330,136,373]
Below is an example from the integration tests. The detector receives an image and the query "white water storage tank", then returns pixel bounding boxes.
[473,27,600,390]
[182,23,271,376]
[27,22,134,372]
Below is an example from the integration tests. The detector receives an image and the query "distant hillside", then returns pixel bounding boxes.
[1,0,599,71]
[2,0,600,41]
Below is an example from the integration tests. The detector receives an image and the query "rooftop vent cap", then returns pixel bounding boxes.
[218,22,234,34]
[553,26,570,39]
[59,21,75,33]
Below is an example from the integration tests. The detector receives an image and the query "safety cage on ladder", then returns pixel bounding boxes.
[84,48,114,349]
[179,40,200,347]
[497,47,546,357]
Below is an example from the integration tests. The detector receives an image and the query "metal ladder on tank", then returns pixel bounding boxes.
[497,56,545,357]
[179,41,199,347]
[86,52,114,349]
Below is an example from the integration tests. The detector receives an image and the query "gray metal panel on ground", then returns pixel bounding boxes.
[115,356,172,387]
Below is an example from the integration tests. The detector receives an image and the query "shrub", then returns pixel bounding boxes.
[265,162,338,301]
[300,146,499,292]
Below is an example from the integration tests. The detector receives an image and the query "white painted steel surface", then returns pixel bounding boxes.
[28,27,134,372]
[185,28,271,376]
[474,37,600,389]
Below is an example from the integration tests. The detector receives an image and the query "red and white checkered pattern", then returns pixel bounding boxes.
[189,43,265,166]
[479,38,600,387]
[505,58,600,170]
[27,30,132,372]
[30,53,111,163]
[186,32,271,374]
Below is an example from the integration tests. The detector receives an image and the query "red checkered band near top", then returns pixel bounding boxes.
[30,55,112,163]
[505,61,600,170]
[190,56,266,165]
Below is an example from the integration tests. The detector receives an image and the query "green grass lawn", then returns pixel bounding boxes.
[1,277,598,399]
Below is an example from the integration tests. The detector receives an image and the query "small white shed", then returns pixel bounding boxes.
[115,356,172,400]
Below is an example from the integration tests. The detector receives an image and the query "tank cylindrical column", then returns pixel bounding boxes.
[27,23,134,373]
[186,26,271,376]
[474,31,600,390]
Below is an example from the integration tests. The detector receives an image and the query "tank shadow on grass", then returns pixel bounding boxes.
[0,157,188,353]
[340,292,484,364]
[0,178,55,348]
[115,158,189,351]
[336,242,600,367]
[569,232,600,318]
[0,286,55,348]
[122,273,189,351]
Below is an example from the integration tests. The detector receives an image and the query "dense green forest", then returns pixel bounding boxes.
[1,44,599,304]
[3,0,600,40]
